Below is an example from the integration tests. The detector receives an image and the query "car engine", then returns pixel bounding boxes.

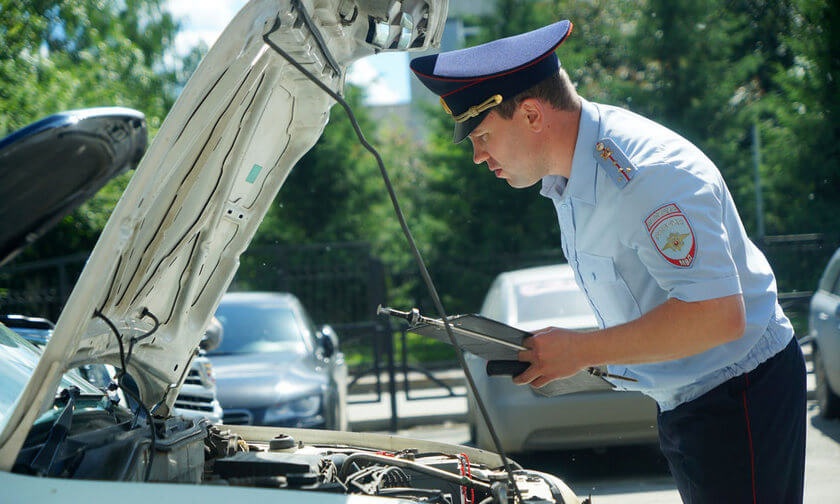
[13,410,576,503]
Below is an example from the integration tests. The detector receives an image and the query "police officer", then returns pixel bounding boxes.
[411,20,806,503]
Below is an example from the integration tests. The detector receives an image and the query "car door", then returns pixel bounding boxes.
[298,304,347,430]
[810,250,840,405]
[812,252,840,344]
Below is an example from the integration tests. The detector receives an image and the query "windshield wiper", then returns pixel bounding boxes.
[30,386,80,476]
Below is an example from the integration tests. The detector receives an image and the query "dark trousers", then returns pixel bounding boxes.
[657,338,807,504]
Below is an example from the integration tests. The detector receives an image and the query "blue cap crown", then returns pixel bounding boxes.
[410,20,573,142]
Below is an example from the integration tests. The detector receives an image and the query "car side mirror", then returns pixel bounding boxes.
[318,324,339,358]
[201,316,224,352]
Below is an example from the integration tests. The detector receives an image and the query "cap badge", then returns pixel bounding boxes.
[595,138,635,188]
[441,94,503,124]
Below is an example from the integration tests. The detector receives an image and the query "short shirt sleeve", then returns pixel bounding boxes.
[625,161,743,302]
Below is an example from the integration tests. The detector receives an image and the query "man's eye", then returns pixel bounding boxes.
[469,132,488,147]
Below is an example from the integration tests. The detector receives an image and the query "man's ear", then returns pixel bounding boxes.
[518,98,543,132]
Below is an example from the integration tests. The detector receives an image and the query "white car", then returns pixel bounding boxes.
[467,264,659,453]
[808,247,840,418]
[0,1,582,502]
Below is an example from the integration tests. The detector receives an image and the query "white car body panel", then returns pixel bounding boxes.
[0,471,407,504]
[0,0,446,469]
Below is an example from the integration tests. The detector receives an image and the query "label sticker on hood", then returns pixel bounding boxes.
[246,164,263,184]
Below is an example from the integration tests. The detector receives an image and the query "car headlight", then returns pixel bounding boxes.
[263,395,322,424]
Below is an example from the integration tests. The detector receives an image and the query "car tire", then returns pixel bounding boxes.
[814,344,840,419]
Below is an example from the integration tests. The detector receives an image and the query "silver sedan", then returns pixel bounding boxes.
[467,264,659,453]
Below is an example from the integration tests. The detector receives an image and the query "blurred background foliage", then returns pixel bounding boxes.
[1,0,838,319]
[401,0,839,314]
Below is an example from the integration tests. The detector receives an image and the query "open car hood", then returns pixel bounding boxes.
[0,0,448,468]
[0,107,147,267]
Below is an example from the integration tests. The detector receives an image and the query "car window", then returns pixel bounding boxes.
[818,250,840,294]
[0,323,102,432]
[481,281,503,320]
[296,306,319,352]
[0,325,44,429]
[831,272,840,296]
[515,278,593,323]
[211,303,306,355]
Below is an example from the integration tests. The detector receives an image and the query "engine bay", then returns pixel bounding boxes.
[13,411,575,503]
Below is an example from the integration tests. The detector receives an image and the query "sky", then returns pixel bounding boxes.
[166,0,411,105]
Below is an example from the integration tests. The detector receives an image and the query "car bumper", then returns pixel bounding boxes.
[470,366,658,452]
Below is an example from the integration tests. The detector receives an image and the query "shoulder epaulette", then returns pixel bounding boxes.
[595,138,636,189]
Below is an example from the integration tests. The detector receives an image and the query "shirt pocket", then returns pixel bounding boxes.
[577,252,641,326]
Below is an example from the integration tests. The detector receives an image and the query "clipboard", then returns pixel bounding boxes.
[378,307,617,397]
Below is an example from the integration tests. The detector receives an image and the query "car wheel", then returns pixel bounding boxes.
[814,345,840,419]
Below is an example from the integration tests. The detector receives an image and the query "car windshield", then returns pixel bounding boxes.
[0,323,102,433]
[211,303,305,355]
[515,278,593,323]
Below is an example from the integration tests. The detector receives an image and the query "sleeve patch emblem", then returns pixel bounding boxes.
[645,203,696,267]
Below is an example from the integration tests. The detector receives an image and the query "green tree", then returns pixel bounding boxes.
[0,0,178,133]
[762,0,840,234]
[406,0,839,311]
[625,0,837,239]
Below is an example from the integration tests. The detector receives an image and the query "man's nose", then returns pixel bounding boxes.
[472,144,488,165]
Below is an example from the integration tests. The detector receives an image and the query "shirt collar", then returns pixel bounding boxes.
[540,98,601,205]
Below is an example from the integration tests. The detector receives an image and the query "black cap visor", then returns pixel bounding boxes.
[453,110,491,143]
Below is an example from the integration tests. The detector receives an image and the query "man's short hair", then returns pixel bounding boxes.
[495,67,579,119]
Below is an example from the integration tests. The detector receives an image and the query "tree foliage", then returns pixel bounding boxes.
[0,0,178,133]
[764,0,840,233]
[405,0,839,311]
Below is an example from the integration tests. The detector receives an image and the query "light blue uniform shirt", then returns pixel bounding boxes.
[541,99,793,411]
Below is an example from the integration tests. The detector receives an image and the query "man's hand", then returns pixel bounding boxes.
[510,295,747,389]
[513,327,589,389]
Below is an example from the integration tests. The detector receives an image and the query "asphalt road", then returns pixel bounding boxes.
[390,401,840,503]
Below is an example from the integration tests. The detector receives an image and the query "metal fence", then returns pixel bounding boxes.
[759,233,838,295]
[0,252,88,321]
[3,232,837,346]
[2,233,838,429]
